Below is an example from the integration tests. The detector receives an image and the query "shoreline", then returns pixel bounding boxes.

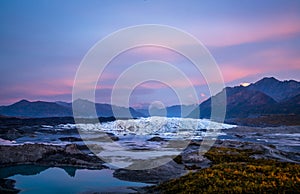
[1,117,299,193]
[1,135,300,193]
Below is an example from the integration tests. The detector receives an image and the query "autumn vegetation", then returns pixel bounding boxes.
[148,147,300,193]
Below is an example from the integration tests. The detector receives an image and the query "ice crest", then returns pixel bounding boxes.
[74,117,236,137]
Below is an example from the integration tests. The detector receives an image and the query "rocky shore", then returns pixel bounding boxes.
[0,123,299,193]
[1,137,300,193]
[0,143,107,193]
[0,143,105,168]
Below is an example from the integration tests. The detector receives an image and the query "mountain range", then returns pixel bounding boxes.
[0,99,144,118]
[0,77,299,119]
[194,77,300,119]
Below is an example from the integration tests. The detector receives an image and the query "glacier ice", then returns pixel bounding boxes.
[74,116,236,138]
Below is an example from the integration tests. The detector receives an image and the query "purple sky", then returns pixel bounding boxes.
[0,0,300,107]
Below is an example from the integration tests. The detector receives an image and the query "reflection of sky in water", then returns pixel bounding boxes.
[9,167,149,194]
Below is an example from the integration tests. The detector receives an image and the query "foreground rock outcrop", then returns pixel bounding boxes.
[0,143,104,169]
[114,160,187,184]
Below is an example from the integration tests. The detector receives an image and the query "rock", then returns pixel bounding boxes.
[0,143,105,169]
[189,140,202,146]
[0,143,64,165]
[106,133,119,141]
[0,178,20,193]
[113,160,187,184]
[181,152,211,169]
[255,132,263,136]
[234,134,245,138]
[6,129,22,140]
[83,133,119,142]
[147,136,165,142]
[0,128,23,141]
[179,144,212,169]
[59,137,83,142]
[65,144,81,154]
[173,155,183,164]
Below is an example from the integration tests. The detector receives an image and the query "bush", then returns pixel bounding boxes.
[149,147,300,193]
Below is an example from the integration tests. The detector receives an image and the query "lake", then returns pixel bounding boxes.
[1,165,149,194]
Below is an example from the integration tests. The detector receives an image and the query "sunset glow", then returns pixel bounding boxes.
[240,83,251,87]
[0,0,299,106]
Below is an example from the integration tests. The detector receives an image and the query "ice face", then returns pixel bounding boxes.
[74,116,236,137]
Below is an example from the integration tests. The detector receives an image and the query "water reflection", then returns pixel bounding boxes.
[0,165,49,179]
[1,165,149,193]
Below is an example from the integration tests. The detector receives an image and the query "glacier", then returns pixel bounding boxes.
[73,116,236,138]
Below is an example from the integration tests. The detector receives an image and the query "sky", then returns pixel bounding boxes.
[0,0,300,107]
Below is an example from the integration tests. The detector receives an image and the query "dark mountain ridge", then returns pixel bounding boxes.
[0,77,299,119]
[0,100,72,118]
[247,77,300,102]
[0,99,144,118]
[192,77,300,119]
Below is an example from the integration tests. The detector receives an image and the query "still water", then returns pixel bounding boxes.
[1,165,148,194]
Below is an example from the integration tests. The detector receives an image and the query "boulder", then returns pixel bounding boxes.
[147,136,165,142]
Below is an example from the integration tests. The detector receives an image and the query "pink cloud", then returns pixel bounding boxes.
[95,75,206,91]
[220,47,300,82]
[220,64,261,82]
[253,48,300,70]
[127,46,183,63]
[0,98,23,105]
[4,79,73,99]
[192,15,300,47]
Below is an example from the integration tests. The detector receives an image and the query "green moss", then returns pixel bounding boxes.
[149,147,300,194]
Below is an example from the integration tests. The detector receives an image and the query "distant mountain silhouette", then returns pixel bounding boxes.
[0,99,144,118]
[136,104,198,118]
[189,77,300,119]
[72,99,144,118]
[0,100,72,118]
[1,77,299,119]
